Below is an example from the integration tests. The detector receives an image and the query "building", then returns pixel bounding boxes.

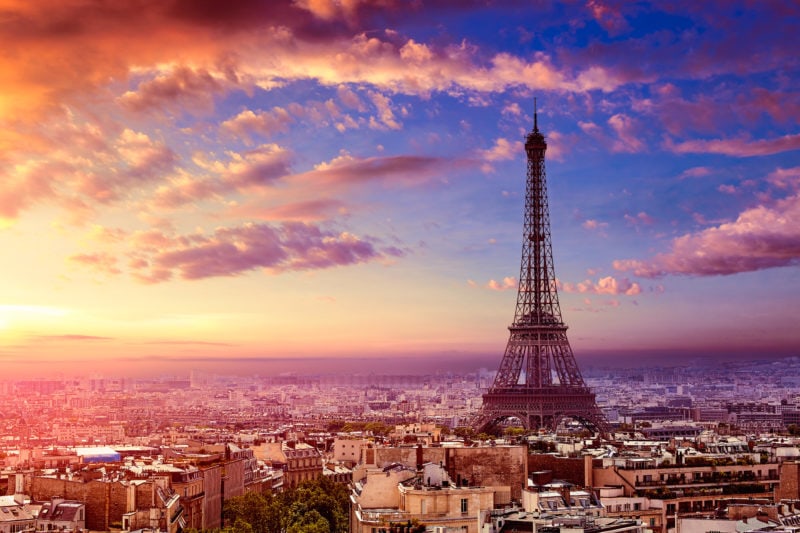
[481,508,647,533]
[253,441,322,489]
[0,495,34,533]
[351,462,497,533]
[367,444,527,503]
[590,455,781,532]
[332,438,372,467]
[36,497,85,532]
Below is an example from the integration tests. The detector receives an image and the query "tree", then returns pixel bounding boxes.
[224,476,349,533]
[287,509,330,533]
[223,491,283,533]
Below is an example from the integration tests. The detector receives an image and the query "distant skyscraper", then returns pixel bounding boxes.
[473,103,608,435]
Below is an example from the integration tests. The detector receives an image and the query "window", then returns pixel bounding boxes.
[461,498,468,514]
[650,518,656,527]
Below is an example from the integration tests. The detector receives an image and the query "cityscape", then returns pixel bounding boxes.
[2,2,800,533]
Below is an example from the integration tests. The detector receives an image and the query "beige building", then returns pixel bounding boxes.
[253,442,322,489]
[332,438,372,467]
[590,455,781,532]
[0,495,34,533]
[351,463,497,533]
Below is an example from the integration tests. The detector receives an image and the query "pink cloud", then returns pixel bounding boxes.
[298,153,446,187]
[478,138,523,171]
[624,212,655,227]
[482,138,522,161]
[667,133,800,157]
[582,219,609,231]
[586,0,631,36]
[607,113,643,153]
[560,276,641,295]
[613,193,800,277]
[69,252,122,275]
[678,166,712,179]
[367,91,401,130]
[336,85,367,111]
[749,88,800,125]
[486,277,517,291]
[767,166,800,190]
[228,198,348,222]
[222,144,292,187]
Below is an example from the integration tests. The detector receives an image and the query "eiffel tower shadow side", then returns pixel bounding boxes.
[472,102,609,437]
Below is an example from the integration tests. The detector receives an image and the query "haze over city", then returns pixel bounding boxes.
[1,1,799,378]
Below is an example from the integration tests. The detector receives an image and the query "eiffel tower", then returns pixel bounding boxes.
[473,103,609,436]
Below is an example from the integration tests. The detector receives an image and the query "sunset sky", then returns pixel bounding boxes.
[1,1,799,377]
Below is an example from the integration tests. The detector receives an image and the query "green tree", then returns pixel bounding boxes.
[224,476,349,533]
[286,509,329,533]
[224,491,284,533]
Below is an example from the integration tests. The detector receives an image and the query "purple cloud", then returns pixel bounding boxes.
[132,221,404,282]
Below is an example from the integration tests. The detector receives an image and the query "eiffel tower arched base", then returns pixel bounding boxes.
[473,385,609,437]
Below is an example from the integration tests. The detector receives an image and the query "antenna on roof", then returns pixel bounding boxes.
[534,97,538,132]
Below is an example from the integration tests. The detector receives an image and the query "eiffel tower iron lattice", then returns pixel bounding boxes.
[472,103,609,436]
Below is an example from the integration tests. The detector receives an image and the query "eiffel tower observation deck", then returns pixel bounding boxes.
[473,102,609,436]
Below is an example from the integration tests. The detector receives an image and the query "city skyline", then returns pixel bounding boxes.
[1,1,799,377]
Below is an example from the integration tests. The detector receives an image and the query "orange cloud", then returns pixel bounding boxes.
[486,277,517,291]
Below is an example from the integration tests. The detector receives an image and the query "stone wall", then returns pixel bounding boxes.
[372,446,527,501]
[528,454,586,486]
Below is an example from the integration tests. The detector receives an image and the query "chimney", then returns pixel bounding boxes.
[416,444,423,470]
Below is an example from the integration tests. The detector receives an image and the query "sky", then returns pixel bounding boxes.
[1,0,799,378]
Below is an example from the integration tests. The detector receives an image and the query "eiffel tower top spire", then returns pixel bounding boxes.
[516,99,562,330]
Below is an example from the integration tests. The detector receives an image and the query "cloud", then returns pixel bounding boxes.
[477,137,524,173]
[127,221,404,282]
[624,211,655,227]
[292,0,394,24]
[298,152,446,187]
[33,334,113,342]
[486,277,517,291]
[189,144,292,191]
[69,252,122,275]
[221,108,295,140]
[587,0,631,36]
[368,91,401,130]
[479,138,523,162]
[667,133,800,157]
[0,161,58,220]
[613,193,800,277]
[607,113,643,153]
[228,198,348,222]
[582,219,609,235]
[678,166,713,179]
[559,276,641,295]
[119,66,230,114]
[767,166,800,190]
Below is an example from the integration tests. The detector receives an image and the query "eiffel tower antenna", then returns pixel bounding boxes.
[472,101,609,436]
